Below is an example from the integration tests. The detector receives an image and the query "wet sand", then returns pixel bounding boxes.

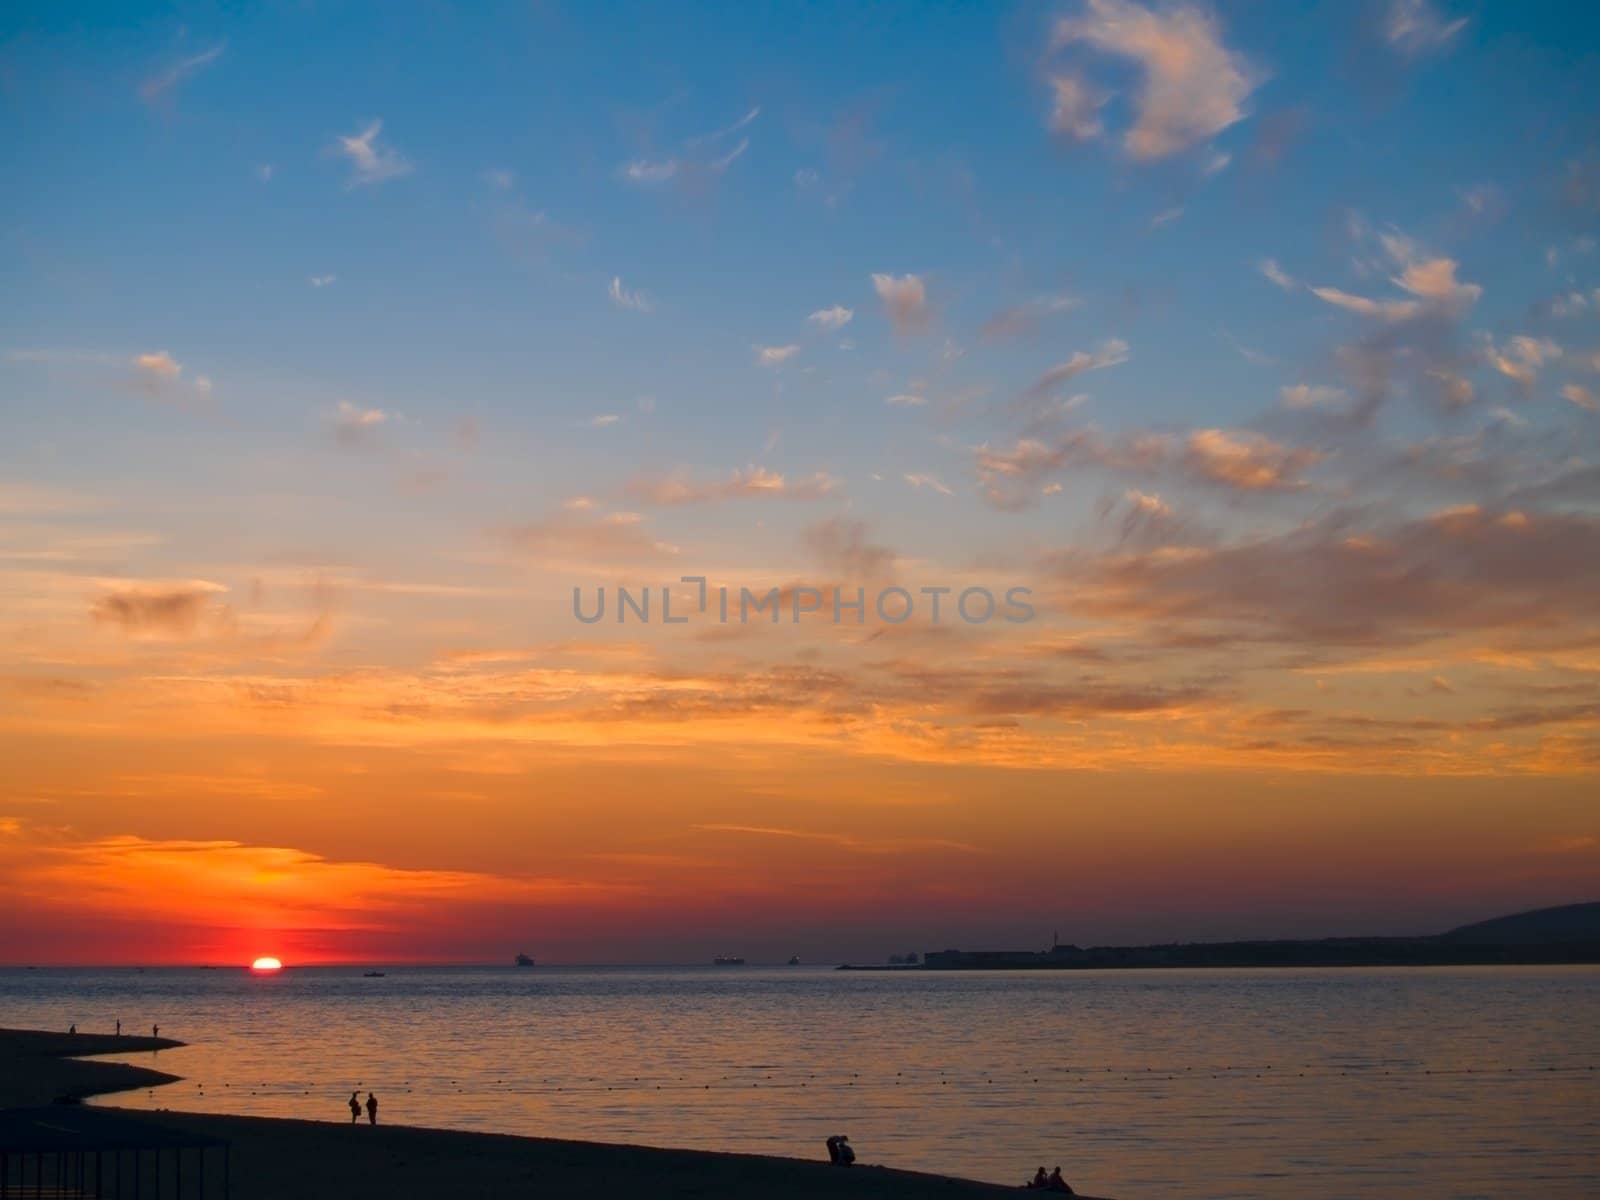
[0,1028,1069,1198]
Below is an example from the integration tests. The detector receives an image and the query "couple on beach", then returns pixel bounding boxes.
[1025,1165,1074,1193]
[349,1091,378,1125]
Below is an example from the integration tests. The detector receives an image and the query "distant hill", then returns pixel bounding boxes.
[1440,902,1600,946]
[897,901,1600,972]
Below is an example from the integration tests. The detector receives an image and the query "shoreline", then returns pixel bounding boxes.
[0,1028,184,1107]
[0,1028,1058,1198]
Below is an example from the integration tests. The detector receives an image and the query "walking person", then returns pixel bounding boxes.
[365,1092,378,1126]
[348,1091,361,1124]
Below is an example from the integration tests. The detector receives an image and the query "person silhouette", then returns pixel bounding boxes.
[152,1024,159,1038]
[1048,1166,1074,1194]
[348,1091,361,1124]
[115,1021,121,1037]
[1029,1167,1048,1189]
[365,1092,378,1126]
[68,1024,76,1035]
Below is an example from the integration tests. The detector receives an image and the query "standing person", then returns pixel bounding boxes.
[348,1091,361,1124]
[365,1092,378,1126]
[115,1020,121,1036]
[152,1024,159,1038]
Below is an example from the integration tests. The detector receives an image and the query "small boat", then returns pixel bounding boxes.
[788,955,801,965]
[515,953,536,967]
[363,971,385,978]
[712,955,745,966]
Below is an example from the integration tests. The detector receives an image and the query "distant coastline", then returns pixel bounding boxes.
[842,902,1600,971]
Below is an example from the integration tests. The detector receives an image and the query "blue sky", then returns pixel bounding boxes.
[6,3,1594,475]
[4,0,1599,608]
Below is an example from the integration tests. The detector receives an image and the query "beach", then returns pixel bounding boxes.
[0,1028,182,1107]
[0,1027,1032,1198]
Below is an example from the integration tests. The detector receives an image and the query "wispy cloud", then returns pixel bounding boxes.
[1481,335,1561,387]
[1047,73,1107,141]
[139,41,226,104]
[12,347,212,403]
[608,276,652,312]
[975,421,1320,509]
[684,106,761,147]
[500,510,678,565]
[91,582,227,638]
[130,350,213,403]
[335,120,413,187]
[1025,339,1129,397]
[754,344,800,367]
[1303,229,1480,322]
[1385,0,1468,56]
[1259,259,1296,290]
[133,351,182,380]
[1562,384,1598,413]
[309,274,337,288]
[619,106,761,187]
[331,400,395,449]
[627,466,839,505]
[871,273,930,335]
[1051,0,1258,161]
[1309,287,1426,321]
[1182,429,1323,492]
[711,138,749,172]
[807,305,854,331]
[622,158,679,185]
[902,472,953,496]
[980,294,1079,341]
[1280,384,1348,410]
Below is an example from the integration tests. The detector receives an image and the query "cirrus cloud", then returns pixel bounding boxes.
[626,467,839,505]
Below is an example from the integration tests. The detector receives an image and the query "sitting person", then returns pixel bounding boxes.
[825,1134,856,1166]
[1028,1166,1049,1189]
[1048,1166,1075,1194]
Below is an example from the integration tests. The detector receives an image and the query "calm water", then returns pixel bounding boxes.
[2,965,1596,1198]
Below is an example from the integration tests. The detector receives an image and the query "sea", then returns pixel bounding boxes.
[2,964,1596,1198]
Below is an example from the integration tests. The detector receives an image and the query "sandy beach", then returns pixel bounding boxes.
[0,1027,183,1107]
[0,1028,1045,1198]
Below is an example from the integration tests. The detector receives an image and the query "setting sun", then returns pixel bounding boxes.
[250,957,283,972]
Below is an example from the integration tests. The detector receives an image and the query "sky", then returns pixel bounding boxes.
[1,0,1598,966]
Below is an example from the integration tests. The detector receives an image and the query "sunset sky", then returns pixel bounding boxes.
[2,0,1598,966]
